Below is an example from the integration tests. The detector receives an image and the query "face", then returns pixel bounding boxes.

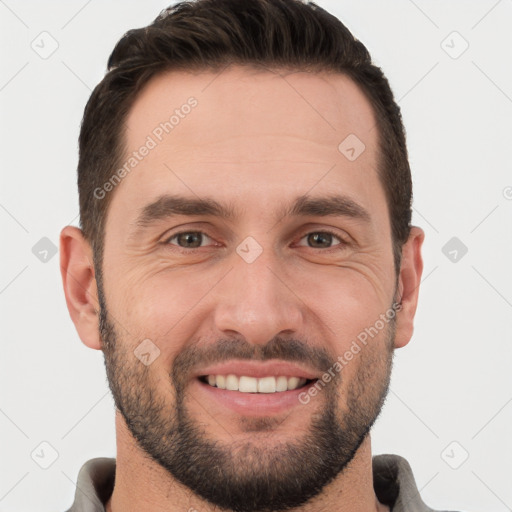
[98,66,400,511]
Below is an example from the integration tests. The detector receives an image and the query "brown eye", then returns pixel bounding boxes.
[297,231,344,249]
[166,231,212,248]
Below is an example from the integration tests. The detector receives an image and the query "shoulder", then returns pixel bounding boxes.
[372,453,466,512]
[64,457,116,512]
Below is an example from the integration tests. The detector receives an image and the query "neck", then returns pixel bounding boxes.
[106,411,388,512]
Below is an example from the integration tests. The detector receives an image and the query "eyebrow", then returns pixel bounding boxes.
[132,193,371,231]
[287,194,370,222]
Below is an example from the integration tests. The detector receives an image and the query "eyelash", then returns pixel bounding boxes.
[163,229,349,252]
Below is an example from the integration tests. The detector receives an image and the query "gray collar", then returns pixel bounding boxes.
[372,454,439,511]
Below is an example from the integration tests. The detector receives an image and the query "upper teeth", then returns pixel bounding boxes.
[206,375,308,393]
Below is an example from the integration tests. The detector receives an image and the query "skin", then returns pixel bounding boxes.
[60,65,424,512]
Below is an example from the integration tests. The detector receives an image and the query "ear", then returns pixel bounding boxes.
[59,226,102,350]
[394,226,425,349]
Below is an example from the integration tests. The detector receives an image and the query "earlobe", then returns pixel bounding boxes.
[59,226,102,350]
[393,226,425,349]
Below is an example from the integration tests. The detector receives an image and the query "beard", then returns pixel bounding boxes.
[97,276,395,512]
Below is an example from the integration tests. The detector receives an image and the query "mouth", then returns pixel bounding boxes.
[198,374,316,393]
[191,360,323,416]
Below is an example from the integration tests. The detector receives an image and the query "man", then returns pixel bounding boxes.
[59,0,452,510]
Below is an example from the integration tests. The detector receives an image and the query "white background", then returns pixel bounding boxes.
[1,1,511,511]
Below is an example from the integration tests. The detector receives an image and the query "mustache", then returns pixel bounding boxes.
[171,336,336,387]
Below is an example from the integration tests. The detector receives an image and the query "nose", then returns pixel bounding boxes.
[213,247,305,346]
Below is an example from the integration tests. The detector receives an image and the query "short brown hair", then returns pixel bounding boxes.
[78,0,412,275]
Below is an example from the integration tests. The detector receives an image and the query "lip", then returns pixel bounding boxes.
[192,360,321,380]
[192,377,317,416]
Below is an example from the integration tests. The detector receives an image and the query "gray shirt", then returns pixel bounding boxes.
[65,454,456,511]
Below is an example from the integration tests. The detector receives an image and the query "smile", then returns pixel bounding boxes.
[200,374,314,393]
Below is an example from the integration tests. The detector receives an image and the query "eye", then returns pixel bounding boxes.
[162,229,348,252]
[164,231,214,249]
[296,230,346,249]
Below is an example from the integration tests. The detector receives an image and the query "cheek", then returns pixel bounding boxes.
[335,320,394,411]
[118,270,218,360]
[288,263,393,346]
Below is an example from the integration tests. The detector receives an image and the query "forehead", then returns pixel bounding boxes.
[110,65,383,227]
[124,65,377,156]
